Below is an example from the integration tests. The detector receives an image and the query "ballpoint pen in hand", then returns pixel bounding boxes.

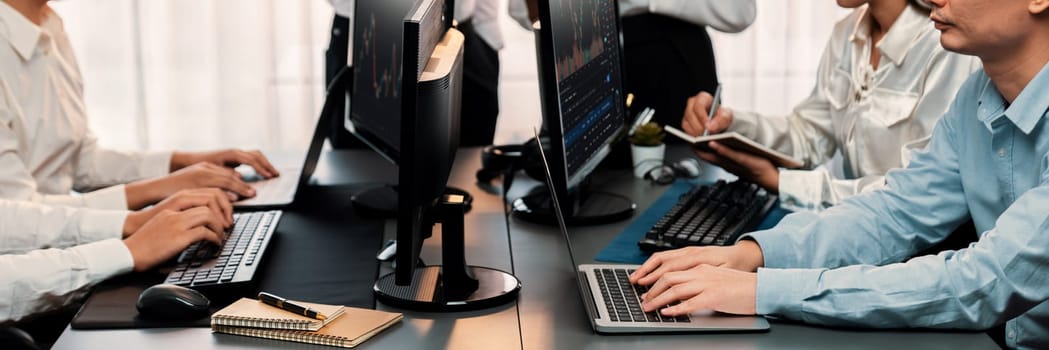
[703,84,722,137]
[258,292,327,320]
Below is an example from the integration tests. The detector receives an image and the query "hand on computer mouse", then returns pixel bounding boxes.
[137,284,211,320]
[125,163,257,210]
[171,149,280,178]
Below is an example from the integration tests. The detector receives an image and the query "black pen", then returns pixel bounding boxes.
[258,292,327,320]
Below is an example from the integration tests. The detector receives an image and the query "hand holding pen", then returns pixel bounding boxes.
[682,84,733,137]
[258,292,327,320]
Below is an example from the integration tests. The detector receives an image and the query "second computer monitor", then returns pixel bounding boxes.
[520,0,634,225]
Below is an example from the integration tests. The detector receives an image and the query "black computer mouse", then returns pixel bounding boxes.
[0,326,38,350]
[136,284,211,320]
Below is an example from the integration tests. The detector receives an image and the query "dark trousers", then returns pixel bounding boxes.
[457,20,500,147]
[622,14,718,138]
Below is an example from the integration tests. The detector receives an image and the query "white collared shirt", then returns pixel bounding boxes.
[0,199,132,322]
[726,5,981,211]
[0,4,171,211]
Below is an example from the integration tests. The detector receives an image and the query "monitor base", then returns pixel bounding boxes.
[352,185,473,217]
[373,266,520,312]
[511,187,635,226]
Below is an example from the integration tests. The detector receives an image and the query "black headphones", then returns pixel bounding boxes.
[476,137,549,188]
[477,144,529,183]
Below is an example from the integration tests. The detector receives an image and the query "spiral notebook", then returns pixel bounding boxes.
[211,298,346,331]
[212,299,402,348]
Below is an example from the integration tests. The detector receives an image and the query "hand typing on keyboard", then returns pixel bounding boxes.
[123,188,234,236]
[629,240,764,286]
[164,211,281,287]
[637,264,758,317]
[122,207,227,272]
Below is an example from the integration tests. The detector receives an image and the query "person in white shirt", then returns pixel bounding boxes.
[0,0,281,213]
[0,188,230,323]
[510,0,757,131]
[681,0,980,211]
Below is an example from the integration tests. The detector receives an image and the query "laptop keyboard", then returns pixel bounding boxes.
[594,268,691,323]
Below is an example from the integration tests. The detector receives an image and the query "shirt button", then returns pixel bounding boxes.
[1007,330,1015,339]
[998,148,1006,157]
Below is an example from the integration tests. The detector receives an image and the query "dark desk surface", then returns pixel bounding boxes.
[53,147,997,349]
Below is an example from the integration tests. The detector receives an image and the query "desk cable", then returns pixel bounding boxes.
[498,167,525,350]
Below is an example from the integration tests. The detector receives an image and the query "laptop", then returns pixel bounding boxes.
[234,109,329,208]
[531,128,770,333]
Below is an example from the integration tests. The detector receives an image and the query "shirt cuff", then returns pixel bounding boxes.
[81,185,129,210]
[755,267,823,318]
[77,209,128,243]
[140,151,173,178]
[70,239,135,282]
[726,110,761,137]
[778,169,829,212]
[741,228,796,268]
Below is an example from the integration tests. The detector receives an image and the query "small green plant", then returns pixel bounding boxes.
[629,122,665,146]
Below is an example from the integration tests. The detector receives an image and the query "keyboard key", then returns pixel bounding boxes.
[164,211,280,287]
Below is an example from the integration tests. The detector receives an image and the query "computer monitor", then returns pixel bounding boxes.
[345,0,471,216]
[513,0,635,225]
[364,0,520,312]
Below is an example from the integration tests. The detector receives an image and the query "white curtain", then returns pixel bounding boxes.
[52,0,847,151]
[51,1,335,152]
[710,2,849,116]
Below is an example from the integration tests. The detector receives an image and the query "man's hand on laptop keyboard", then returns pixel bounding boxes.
[629,240,765,286]
[638,264,757,317]
[171,149,280,179]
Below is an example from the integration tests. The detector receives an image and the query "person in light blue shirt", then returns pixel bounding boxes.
[628,0,1049,348]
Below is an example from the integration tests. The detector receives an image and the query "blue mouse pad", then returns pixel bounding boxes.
[594,180,791,264]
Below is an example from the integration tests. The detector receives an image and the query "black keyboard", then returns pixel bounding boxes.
[593,268,690,323]
[637,180,776,253]
[163,210,281,288]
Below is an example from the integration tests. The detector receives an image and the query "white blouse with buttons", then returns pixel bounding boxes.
[725,5,981,212]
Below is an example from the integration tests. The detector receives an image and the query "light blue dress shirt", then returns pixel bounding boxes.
[743,62,1049,349]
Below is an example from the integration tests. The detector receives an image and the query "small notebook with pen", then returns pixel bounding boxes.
[211,298,403,348]
[211,298,345,331]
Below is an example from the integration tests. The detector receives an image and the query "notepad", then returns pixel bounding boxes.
[664,125,804,169]
[212,304,403,348]
[211,298,346,331]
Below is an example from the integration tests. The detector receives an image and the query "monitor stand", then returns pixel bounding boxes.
[351,185,474,217]
[373,194,521,312]
[511,185,635,226]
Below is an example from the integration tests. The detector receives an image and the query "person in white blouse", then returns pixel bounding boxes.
[510,0,756,131]
[0,0,280,213]
[0,188,230,323]
[682,0,980,212]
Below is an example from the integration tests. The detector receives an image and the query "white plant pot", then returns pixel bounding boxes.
[630,144,666,178]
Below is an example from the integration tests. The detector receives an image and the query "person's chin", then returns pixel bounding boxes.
[938,36,972,55]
